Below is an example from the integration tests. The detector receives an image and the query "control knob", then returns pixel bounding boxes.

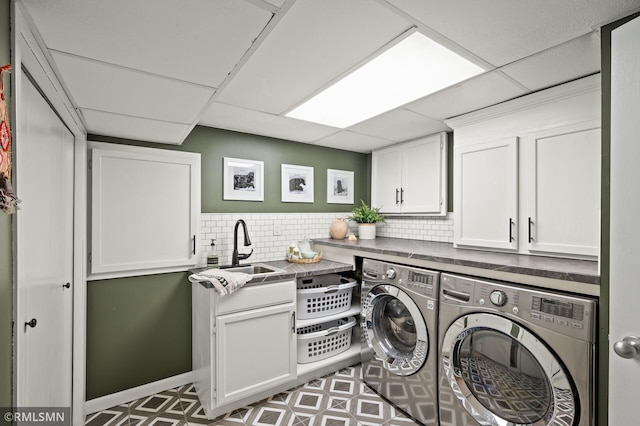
[386,269,397,279]
[489,290,507,307]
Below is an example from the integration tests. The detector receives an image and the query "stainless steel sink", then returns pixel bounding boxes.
[219,263,284,276]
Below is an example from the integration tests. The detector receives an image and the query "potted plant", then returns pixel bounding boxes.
[348,200,386,240]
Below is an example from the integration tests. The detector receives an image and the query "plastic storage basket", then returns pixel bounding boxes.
[296,316,356,363]
[296,274,357,319]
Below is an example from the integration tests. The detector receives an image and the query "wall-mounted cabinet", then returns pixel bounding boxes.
[371,133,447,216]
[89,142,201,279]
[454,137,519,251]
[448,74,601,259]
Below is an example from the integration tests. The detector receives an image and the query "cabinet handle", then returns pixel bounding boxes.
[395,188,399,205]
[400,188,404,204]
[192,235,196,255]
[508,218,514,242]
[528,217,534,243]
[291,312,296,333]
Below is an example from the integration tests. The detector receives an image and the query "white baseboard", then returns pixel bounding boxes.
[85,371,194,415]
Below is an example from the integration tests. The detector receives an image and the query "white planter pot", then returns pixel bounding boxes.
[358,223,377,240]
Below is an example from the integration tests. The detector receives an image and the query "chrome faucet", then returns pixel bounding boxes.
[231,219,253,266]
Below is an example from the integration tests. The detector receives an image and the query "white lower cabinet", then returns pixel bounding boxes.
[216,302,296,405]
[192,274,360,420]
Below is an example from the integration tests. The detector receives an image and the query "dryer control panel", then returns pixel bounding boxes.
[440,273,596,342]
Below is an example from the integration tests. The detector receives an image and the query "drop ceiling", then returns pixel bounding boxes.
[18,0,640,153]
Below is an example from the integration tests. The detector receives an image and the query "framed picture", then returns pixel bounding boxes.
[223,157,264,201]
[281,164,314,203]
[327,169,354,204]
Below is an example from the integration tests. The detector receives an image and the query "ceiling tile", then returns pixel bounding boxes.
[51,52,214,124]
[385,0,639,66]
[81,109,191,145]
[22,0,272,87]
[501,33,601,92]
[199,102,340,143]
[215,0,412,114]
[348,108,450,142]
[406,71,528,121]
[313,131,393,153]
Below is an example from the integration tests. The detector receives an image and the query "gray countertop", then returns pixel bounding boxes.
[190,259,353,289]
[313,237,600,289]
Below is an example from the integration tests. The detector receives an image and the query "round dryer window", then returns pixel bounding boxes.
[363,284,429,376]
[441,313,578,425]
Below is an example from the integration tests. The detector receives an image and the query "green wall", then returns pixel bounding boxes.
[0,0,12,409]
[86,273,191,400]
[599,12,640,426]
[86,127,372,398]
[90,126,372,213]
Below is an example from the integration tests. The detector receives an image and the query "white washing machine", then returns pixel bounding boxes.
[361,259,440,426]
[438,273,597,426]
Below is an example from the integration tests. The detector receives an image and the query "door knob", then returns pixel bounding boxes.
[63,282,70,289]
[25,318,37,329]
[614,336,640,359]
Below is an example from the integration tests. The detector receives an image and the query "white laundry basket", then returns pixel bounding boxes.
[296,274,357,319]
[296,316,356,363]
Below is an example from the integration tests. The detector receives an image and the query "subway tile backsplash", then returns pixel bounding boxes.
[198,212,454,267]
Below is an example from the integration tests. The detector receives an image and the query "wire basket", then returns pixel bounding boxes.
[296,316,356,363]
[296,275,357,319]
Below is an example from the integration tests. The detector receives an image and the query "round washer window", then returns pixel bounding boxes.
[363,285,429,376]
[442,313,577,426]
[455,329,553,423]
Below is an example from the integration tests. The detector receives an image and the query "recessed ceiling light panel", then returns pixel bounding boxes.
[286,31,485,128]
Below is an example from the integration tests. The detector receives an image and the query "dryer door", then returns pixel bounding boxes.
[441,313,577,425]
[363,284,429,376]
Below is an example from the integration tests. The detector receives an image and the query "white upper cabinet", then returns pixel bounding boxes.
[454,137,519,250]
[89,142,201,279]
[523,122,601,257]
[447,74,601,259]
[372,133,447,216]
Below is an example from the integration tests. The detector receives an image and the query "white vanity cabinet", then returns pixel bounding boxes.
[372,132,447,216]
[192,279,297,418]
[448,75,601,259]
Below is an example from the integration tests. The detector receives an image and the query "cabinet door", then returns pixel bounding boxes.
[402,134,447,215]
[454,138,518,250]
[372,146,402,213]
[525,124,600,257]
[90,143,200,278]
[216,303,297,406]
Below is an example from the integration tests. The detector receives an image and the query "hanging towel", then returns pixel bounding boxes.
[188,269,252,296]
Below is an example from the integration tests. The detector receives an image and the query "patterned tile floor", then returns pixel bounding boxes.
[85,365,422,426]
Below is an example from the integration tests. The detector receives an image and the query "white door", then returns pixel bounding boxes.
[216,303,297,405]
[402,135,445,214]
[454,137,518,250]
[525,124,601,257]
[371,145,402,213]
[609,14,640,425]
[16,75,74,407]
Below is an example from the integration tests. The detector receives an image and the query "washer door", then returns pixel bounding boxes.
[363,284,429,376]
[441,313,577,425]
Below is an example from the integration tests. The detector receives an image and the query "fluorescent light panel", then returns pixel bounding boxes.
[286,32,485,128]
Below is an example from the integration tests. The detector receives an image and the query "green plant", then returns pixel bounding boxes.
[348,200,386,224]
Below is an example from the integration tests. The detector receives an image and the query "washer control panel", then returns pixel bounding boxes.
[362,259,439,298]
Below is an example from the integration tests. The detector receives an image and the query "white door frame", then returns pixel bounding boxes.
[12,3,88,425]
